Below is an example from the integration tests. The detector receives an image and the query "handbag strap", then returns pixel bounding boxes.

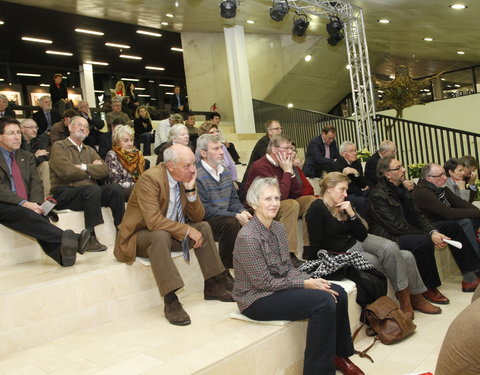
[352,322,375,363]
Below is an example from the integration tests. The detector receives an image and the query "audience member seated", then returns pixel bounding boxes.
[155,124,192,165]
[196,134,252,270]
[20,118,49,166]
[233,177,365,375]
[0,94,16,118]
[154,113,184,150]
[243,119,283,183]
[49,116,125,252]
[106,97,133,129]
[171,85,188,113]
[303,126,340,178]
[32,95,62,135]
[334,141,369,218]
[364,140,397,187]
[99,118,125,160]
[207,112,244,165]
[292,142,314,196]
[305,172,440,318]
[184,112,198,151]
[461,155,478,193]
[133,105,153,156]
[0,117,90,267]
[444,158,476,203]
[49,73,72,115]
[435,288,480,375]
[112,80,126,99]
[77,100,105,148]
[114,144,233,326]
[368,156,480,304]
[105,125,145,201]
[49,109,79,145]
[413,163,480,259]
[245,134,316,267]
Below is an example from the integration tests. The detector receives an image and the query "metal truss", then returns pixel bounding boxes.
[286,0,378,150]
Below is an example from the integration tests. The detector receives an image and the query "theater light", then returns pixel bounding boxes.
[326,16,344,46]
[220,0,237,18]
[292,14,309,37]
[270,1,289,21]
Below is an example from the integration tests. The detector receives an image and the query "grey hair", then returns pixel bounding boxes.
[39,95,51,103]
[163,146,178,164]
[112,125,134,146]
[170,113,184,124]
[196,134,220,153]
[246,177,279,208]
[168,124,188,142]
[266,134,292,153]
[111,97,122,104]
[69,116,85,126]
[421,163,436,178]
[0,94,8,103]
[77,100,89,107]
[20,118,37,128]
[339,141,355,154]
[379,140,395,153]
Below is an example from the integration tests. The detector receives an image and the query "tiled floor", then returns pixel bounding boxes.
[0,275,472,374]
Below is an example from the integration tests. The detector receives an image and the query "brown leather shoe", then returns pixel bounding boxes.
[85,236,108,252]
[334,356,365,375]
[164,300,191,326]
[204,277,234,302]
[462,279,479,292]
[76,229,91,255]
[395,288,414,320]
[214,270,234,292]
[411,294,442,314]
[422,288,450,304]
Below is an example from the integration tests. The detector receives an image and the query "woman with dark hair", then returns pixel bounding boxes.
[444,158,476,202]
[233,177,364,375]
[133,106,153,156]
[49,73,72,114]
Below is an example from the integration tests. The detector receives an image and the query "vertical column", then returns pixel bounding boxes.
[223,26,255,134]
[431,77,444,101]
[79,63,96,106]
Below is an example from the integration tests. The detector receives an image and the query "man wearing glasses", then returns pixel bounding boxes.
[368,156,480,308]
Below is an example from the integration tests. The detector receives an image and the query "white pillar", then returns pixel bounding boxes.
[223,26,255,134]
[79,63,96,106]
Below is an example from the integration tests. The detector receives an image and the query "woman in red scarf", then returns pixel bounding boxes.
[105,125,145,201]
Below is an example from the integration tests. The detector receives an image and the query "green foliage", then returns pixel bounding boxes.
[407,163,426,179]
[357,148,372,162]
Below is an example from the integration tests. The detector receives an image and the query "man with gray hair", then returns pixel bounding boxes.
[364,140,397,187]
[154,113,184,149]
[77,100,105,148]
[0,94,16,118]
[196,134,251,270]
[32,95,62,134]
[114,144,233,326]
[105,98,132,129]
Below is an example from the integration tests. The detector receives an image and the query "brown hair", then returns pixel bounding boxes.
[319,172,350,196]
[198,121,218,136]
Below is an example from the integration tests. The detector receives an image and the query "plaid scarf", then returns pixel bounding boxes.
[112,145,145,182]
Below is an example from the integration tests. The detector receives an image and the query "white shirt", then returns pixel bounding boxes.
[201,159,224,182]
[154,118,171,149]
[67,137,87,171]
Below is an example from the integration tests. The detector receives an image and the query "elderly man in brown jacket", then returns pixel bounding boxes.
[114,144,233,326]
[49,116,125,252]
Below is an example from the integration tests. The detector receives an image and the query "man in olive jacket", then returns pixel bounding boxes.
[49,116,124,252]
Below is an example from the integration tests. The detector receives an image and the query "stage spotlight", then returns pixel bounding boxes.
[326,16,344,46]
[270,1,289,22]
[220,0,237,18]
[292,15,309,36]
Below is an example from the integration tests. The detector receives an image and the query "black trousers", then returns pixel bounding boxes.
[313,162,336,178]
[206,216,241,269]
[226,142,241,163]
[53,184,125,230]
[0,202,63,264]
[243,284,354,375]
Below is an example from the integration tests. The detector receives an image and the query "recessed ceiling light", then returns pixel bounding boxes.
[166,13,174,18]
[175,1,180,7]
[378,90,384,93]
[136,30,162,37]
[389,74,395,79]
[148,80,155,83]
[449,4,467,9]
[377,19,390,24]
[0,78,4,81]
[161,22,169,26]
[457,51,465,54]
[287,103,293,108]
[94,90,104,93]
[454,84,461,87]
[346,64,351,70]
[159,84,175,87]
[135,87,146,90]
[105,42,131,49]
[21,36,52,44]
[246,20,255,24]
[441,78,446,81]
[16,73,41,77]
[171,47,183,52]
[121,77,140,81]
[138,94,151,97]
[0,21,5,25]
[165,92,174,95]
[40,83,50,87]
[75,28,104,36]
[46,50,73,56]
[304,54,312,62]
[120,54,142,60]
[85,60,109,66]
[423,37,434,41]
[146,66,165,71]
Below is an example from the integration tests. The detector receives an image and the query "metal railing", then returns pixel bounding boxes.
[252,99,480,165]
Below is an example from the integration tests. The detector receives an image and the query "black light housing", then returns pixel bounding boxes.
[220,0,237,19]
[270,1,290,22]
[326,16,344,46]
[292,15,309,36]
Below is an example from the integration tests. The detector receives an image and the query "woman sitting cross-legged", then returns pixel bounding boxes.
[304,172,440,319]
[105,125,145,201]
[233,177,364,375]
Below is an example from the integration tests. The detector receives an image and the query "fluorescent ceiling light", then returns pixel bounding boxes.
[159,84,175,87]
[85,60,109,65]
[441,78,446,81]
[138,94,150,97]
[148,80,155,83]
[0,21,5,25]
[16,73,41,77]
[75,28,104,36]
[120,54,142,60]
[377,19,390,24]
[171,47,183,52]
[0,78,4,81]
[146,66,165,70]
[94,90,105,93]
[449,4,467,9]
[22,36,52,44]
[136,30,162,37]
[165,92,174,95]
[246,20,255,24]
[105,42,130,49]
[46,50,73,56]
[454,84,461,87]
[121,77,140,81]
[161,22,169,26]
[423,37,433,41]
[457,51,465,54]
[135,87,146,90]
[150,98,157,100]
[40,84,50,87]
[166,13,174,18]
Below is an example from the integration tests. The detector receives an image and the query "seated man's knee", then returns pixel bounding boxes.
[280,199,300,216]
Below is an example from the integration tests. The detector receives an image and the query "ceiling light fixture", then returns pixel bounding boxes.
[326,16,344,46]
[120,54,142,60]
[161,22,169,26]
[287,103,293,108]
[389,74,395,79]
[75,28,104,36]
[270,1,290,21]
[220,0,237,19]
[441,78,446,81]
[135,87,146,90]
[246,20,255,24]
[94,90,104,93]
[40,84,50,87]
[0,78,4,81]
[304,54,312,62]
[165,92,174,95]
[105,42,131,49]
[171,47,183,52]
[0,21,4,25]
[146,66,165,70]
[292,13,309,37]
[423,37,434,41]
[346,64,351,70]
[21,36,52,44]
[136,30,162,37]
[148,80,155,83]
[377,19,390,24]
[46,50,73,56]
[159,84,175,87]
[138,94,151,97]
[16,73,41,77]
[454,84,461,87]
[166,13,174,18]
[449,4,467,9]
[457,51,465,54]
[85,60,109,66]
[121,77,140,81]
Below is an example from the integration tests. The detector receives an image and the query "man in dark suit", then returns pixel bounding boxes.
[77,100,105,148]
[171,85,188,113]
[364,140,397,187]
[32,95,62,135]
[0,94,16,118]
[0,117,90,266]
[303,126,340,177]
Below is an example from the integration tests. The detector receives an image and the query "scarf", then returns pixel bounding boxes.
[112,145,145,182]
[421,178,451,207]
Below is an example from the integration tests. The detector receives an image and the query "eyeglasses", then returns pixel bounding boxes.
[277,145,293,151]
[269,127,282,131]
[388,165,403,172]
[73,123,89,129]
[428,173,446,178]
